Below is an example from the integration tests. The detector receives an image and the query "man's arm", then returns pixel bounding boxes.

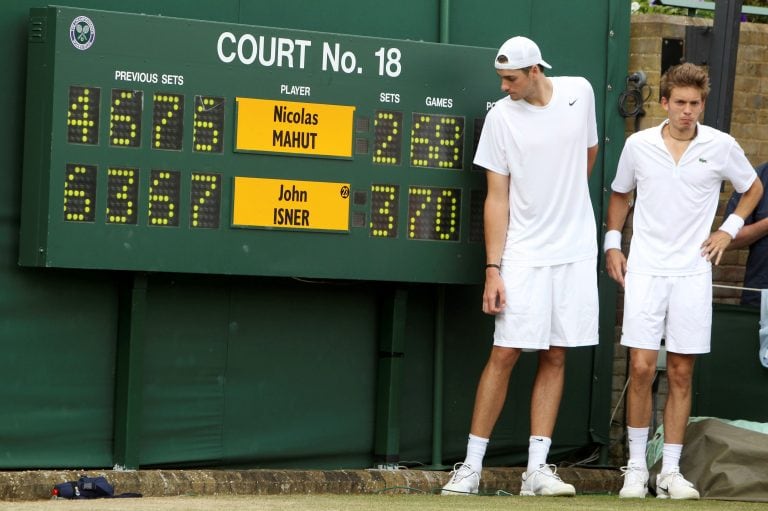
[724,172,768,250]
[604,190,633,287]
[587,144,599,178]
[728,218,768,250]
[483,170,510,315]
[702,178,764,264]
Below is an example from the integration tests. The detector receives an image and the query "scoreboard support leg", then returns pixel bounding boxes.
[113,272,148,469]
[373,288,408,468]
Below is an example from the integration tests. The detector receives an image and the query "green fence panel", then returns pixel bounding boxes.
[0,0,630,469]
[239,0,440,41]
[222,279,378,468]
[0,229,118,468]
[399,286,440,467]
[139,276,230,466]
[0,0,243,470]
[694,304,768,422]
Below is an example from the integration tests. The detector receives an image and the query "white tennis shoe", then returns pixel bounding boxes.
[656,468,700,500]
[520,464,575,496]
[441,463,479,495]
[619,463,649,498]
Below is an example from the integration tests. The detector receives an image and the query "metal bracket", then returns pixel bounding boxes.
[685,25,713,65]
[661,38,684,77]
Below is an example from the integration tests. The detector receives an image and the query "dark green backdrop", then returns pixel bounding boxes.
[0,0,632,469]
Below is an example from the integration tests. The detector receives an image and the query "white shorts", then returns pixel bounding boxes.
[621,271,712,354]
[493,257,599,350]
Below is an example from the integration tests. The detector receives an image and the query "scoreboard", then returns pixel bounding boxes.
[20,7,500,284]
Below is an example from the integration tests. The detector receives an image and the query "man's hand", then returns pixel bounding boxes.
[482,270,506,315]
[605,248,628,287]
[701,230,733,265]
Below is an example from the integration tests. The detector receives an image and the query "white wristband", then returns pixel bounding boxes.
[718,213,744,239]
[603,230,622,252]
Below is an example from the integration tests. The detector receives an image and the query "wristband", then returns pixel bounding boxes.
[718,213,744,238]
[485,263,501,270]
[603,230,622,252]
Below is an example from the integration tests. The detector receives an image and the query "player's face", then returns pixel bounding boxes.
[661,86,705,132]
[497,68,535,101]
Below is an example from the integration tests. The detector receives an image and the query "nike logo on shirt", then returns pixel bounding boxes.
[569,99,578,106]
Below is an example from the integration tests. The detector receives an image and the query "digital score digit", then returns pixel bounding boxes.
[148,170,180,227]
[109,89,142,147]
[193,96,224,153]
[67,86,99,145]
[410,114,465,170]
[372,111,403,166]
[152,93,184,150]
[369,184,399,238]
[190,172,221,228]
[106,166,138,224]
[407,186,461,241]
[63,163,96,222]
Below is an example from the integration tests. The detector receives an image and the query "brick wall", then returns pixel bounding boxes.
[607,13,768,465]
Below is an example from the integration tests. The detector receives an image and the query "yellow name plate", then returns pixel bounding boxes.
[235,98,355,158]
[233,177,350,232]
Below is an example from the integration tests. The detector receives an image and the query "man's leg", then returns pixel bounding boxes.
[662,352,695,446]
[626,348,658,429]
[527,347,565,473]
[654,272,709,500]
[654,352,699,499]
[618,347,658,498]
[520,258,598,497]
[529,346,566,439]
[519,347,575,497]
[441,346,520,495]
[470,346,521,438]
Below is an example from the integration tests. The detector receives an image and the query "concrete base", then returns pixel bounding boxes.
[0,467,622,501]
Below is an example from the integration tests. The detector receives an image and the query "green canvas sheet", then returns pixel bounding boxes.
[649,418,768,502]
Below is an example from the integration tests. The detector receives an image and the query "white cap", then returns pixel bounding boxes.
[494,36,552,70]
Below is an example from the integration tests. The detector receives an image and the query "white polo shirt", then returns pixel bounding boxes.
[474,76,599,267]
[612,121,757,276]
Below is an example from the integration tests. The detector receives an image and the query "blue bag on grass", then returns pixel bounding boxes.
[52,475,141,499]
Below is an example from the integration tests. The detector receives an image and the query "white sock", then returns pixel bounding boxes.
[627,426,649,468]
[464,434,489,472]
[661,443,683,474]
[526,436,551,474]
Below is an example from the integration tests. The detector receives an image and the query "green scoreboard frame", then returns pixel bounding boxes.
[20,6,500,284]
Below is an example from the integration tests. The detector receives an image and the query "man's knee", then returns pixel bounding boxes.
[538,347,566,370]
[488,346,521,369]
[666,355,695,389]
[667,373,692,394]
[629,352,657,385]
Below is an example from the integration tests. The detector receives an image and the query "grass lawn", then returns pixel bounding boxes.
[3,493,767,511]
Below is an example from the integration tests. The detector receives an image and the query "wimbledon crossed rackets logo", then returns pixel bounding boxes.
[69,16,95,51]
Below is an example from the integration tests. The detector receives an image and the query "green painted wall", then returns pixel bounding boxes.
[0,0,630,469]
[694,305,768,422]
